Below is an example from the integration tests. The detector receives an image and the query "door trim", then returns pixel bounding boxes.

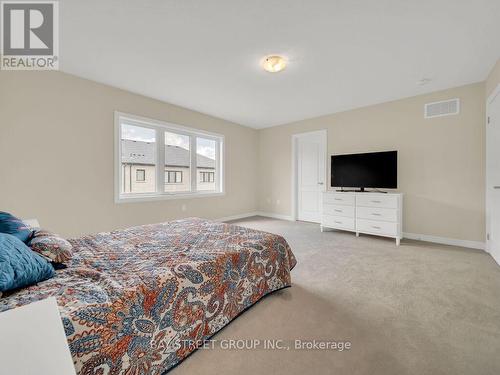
[486,83,500,254]
[291,129,328,221]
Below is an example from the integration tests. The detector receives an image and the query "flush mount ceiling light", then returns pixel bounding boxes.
[261,55,287,73]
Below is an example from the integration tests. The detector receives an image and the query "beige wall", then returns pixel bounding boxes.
[258,83,486,242]
[0,71,258,237]
[486,58,500,98]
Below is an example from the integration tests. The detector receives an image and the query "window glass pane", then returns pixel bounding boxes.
[197,137,217,191]
[117,114,224,200]
[165,132,191,192]
[166,170,184,184]
[120,123,156,194]
[136,169,145,182]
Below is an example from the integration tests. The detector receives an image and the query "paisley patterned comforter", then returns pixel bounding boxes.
[0,218,296,374]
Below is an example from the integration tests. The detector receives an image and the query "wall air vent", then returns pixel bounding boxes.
[424,98,460,119]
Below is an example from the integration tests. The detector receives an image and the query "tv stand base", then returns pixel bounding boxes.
[336,188,387,193]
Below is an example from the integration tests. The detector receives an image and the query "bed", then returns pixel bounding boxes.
[0,218,296,374]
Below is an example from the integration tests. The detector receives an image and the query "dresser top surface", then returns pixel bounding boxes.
[324,191,403,197]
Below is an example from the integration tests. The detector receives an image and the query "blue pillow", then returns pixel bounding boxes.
[0,211,32,243]
[0,233,55,292]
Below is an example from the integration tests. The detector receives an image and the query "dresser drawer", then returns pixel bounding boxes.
[357,219,398,237]
[324,204,355,218]
[356,206,398,222]
[323,193,355,206]
[322,215,355,231]
[356,194,399,209]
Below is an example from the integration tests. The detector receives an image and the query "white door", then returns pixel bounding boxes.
[487,87,500,265]
[296,131,326,223]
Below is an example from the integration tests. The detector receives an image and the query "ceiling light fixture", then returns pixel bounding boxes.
[261,55,287,73]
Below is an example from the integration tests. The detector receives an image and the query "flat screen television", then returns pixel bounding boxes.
[331,151,397,191]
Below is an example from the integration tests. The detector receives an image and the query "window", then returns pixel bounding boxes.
[199,171,215,183]
[196,138,216,191]
[120,123,156,194]
[165,132,190,192]
[136,169,146,182]
[166,170,183,183]
[116,112,224,202]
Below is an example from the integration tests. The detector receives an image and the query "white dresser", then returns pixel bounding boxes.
[321,191,403,245]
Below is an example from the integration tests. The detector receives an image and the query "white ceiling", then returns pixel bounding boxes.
[60,0,500,128]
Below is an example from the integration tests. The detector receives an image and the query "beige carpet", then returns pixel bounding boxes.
[171,216,500,375]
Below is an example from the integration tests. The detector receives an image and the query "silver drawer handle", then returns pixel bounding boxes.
[334,221,343,224]
[371,213,381,216]
[334,209,342,212]
[371,200,381,203]
[494,186,500,189]
[372,226,381,229]
[334,198,342,201]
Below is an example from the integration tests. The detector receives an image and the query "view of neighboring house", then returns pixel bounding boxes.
[121,139,216,194]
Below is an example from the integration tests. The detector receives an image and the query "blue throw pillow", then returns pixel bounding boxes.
[0,211,32,243]
[0,233,55,292]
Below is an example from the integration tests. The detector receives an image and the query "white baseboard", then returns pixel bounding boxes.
[255,211,295,221]
[403,232,485,251]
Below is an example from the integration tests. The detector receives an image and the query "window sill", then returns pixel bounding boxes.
[115,191,225,204]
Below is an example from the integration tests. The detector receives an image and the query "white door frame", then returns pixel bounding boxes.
[486,83,500,254]
[291,129,328,221]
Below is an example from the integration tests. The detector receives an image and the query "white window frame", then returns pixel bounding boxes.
[114,111,225,203]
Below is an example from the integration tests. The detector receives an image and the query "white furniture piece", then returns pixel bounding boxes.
[321,191,403,245]
[0,297,76,375]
